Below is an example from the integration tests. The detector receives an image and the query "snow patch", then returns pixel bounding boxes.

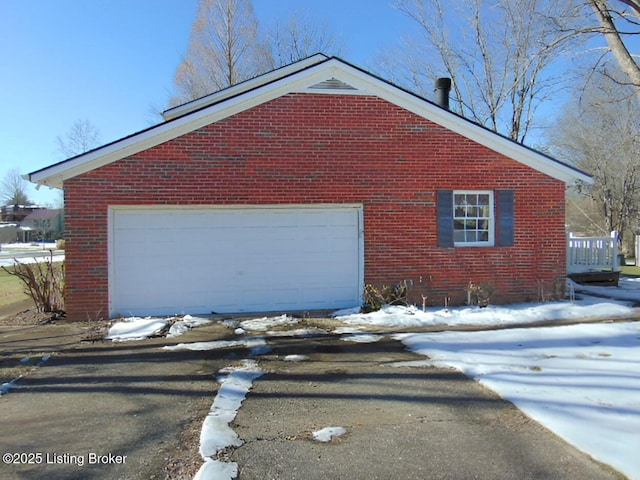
[239,314,299,331]
[335,299,635,328]
[105,317,168,341]
[200,359,264,457]
[340,333,384,343]
[193,459,238,480]
[333,326,363,334]
[397,322,640,479]
[0,379,19,395]
[167,315,212,337]
[284,354,309,362]
[163,337,269,356]
[331,306,361,317]
[264,327,327,337]
[312,426,347,442]
[107,315,213,341]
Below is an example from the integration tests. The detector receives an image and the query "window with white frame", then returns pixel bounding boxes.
[453,191,494,246]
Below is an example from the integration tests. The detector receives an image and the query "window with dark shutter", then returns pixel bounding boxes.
[437,189,515,247]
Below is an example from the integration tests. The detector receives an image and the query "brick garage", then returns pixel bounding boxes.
[28,55,591,321]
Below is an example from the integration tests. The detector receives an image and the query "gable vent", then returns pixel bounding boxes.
[309,78,357,91]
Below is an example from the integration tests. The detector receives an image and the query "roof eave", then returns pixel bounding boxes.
[162,53,329,120]
[311,59,594,186]
[27,55,592,189]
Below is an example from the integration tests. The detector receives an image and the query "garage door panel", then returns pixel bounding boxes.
[111,206,362,316]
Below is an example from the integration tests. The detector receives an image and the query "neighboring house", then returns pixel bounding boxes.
[1,204,42,223]
[27,55,592,321]
[0,223,19,244]
[20,208,64,242]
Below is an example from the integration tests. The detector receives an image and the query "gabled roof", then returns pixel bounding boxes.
[22,208,62,221]
[27,55,592,188]
[162,53,330,121]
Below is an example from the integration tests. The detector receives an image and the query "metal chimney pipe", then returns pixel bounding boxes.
[435,77,452,110]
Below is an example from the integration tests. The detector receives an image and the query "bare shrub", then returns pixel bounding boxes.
[2,254,64,313]
[464,281,496,307]
[362,282,410,313]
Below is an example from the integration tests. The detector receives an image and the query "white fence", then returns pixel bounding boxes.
[567,231,620,274]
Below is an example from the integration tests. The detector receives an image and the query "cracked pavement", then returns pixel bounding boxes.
[0,321,625,479]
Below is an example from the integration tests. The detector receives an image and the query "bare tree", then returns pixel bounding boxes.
[170,1,343,107]
[381,0,586,143]
[1,168,32,205]
[588,0,640,92]
[548,71,640,251]
[56,119,100,158]
[171,0,267,106]
[263,9,343,69]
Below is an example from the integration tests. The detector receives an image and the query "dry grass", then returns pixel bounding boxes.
[621,265,640,277]
[0,266,29,308]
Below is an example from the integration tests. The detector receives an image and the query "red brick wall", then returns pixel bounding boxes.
[63,93,566,320]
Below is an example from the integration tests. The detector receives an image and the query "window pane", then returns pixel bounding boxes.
[452,191,494,246]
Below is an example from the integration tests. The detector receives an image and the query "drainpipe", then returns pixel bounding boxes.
[435,77,452,110]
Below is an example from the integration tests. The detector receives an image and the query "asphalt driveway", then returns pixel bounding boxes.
[0,320,624,480]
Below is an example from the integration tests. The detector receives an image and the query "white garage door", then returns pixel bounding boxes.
[109,205,363,317]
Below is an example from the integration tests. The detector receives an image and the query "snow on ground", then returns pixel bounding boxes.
[239,314,299,331]
[163,337,271,357]
[312,426,347,442]
[166,315,213,337]
[105,317,169,341]
[395,322,640,479]
[334,293,635,328]
[0,242,58,251]
[194,359,264,480]
[100,279,640,479]
[340,333,384,343]
[574,276,640,303]
[284,354,309,362]
[0,378,20,395]
[0,253,65,268]
[1,355,51,396]
[0,242,64,267]
[105,315,213,341]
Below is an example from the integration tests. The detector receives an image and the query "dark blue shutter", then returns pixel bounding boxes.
[437,190,454,247]
[496,190,515,246]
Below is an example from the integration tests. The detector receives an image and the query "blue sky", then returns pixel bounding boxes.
[1,1,638,206]
[1,0,415,205]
